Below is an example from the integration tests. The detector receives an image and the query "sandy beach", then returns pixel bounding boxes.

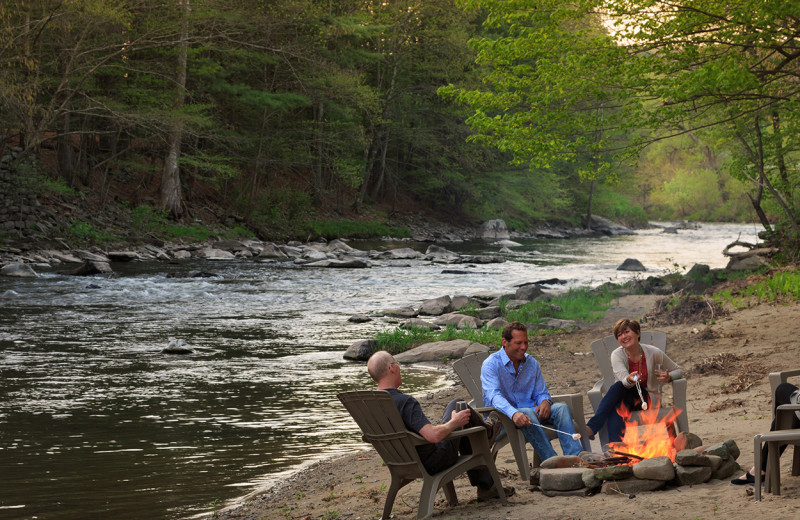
[212,291,800,520]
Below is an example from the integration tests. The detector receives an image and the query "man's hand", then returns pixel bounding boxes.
[512,411,531,427]
[535,400,551,421]
[449,409,471,428]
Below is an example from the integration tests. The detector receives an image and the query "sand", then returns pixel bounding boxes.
[212,294,800,520]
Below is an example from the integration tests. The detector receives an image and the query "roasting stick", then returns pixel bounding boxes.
[633,374,648,410]
[532,423,581,440]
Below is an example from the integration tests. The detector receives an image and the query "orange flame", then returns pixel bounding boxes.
[608,396,682,464]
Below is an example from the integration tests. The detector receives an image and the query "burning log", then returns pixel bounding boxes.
[609,449,645,461]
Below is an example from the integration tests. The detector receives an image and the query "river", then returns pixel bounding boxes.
[0,222,760,519]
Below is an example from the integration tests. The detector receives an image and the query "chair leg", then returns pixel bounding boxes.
[792,447,800,477]
[766,440,782,496]
[442,481,458,507]
[507,430,530,481]
[754,435,763,502]
[417,475,444,520]
[382,477,403,520]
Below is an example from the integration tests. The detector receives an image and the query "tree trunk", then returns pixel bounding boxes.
[369,132,390,202]
[57,110,75,185]
[585,178,595,230]
[312,100,324,206]
[735,116,800,239]
[160,0,189,219]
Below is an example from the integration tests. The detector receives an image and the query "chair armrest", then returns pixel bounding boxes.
[588,380,604,412]
[407,426,487,446]
[769,369,800,396]
[777,404,800,430]
[553,392,590,452]
[671,377,689,434]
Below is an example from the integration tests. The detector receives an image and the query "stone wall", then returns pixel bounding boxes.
[0,147,42,237]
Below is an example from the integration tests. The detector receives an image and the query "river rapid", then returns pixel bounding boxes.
[0,222,760,519]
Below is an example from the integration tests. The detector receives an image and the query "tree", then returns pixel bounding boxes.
[439,0,636,227]
[160,0,190,218]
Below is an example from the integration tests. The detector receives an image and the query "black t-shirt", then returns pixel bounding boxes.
[385,388,436,459]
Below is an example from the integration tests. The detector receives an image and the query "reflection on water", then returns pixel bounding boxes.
[0,223,759,519]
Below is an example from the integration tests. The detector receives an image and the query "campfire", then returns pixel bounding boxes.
[606,399,683,465]
[534,398,742,497]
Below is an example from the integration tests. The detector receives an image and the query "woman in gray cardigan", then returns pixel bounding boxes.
[585,318,681,443]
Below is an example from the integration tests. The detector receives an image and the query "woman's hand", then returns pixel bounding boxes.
[655,368,672,383]
[626,371,640,384]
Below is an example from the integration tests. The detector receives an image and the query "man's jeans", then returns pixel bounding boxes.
[516,402,582,461]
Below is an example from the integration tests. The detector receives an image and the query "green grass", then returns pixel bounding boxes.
[374,286,621,354]
[506,286,617,324]
[163,223,211,241]
[131,204,257,242]
[713,270,800,309]
[305,219,410,240]
[67,219,115,243]
[375,325,503,355]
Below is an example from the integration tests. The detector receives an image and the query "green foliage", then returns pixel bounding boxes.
[375,327,440,355]
[591,188,648,227]
[223,226,255,239]
[163,223,210,242]
[131,204,213,241]
[251,189,313,233]
[67,220,115,243]
[305,220,410,240]
[132,205,168,232]
[506,287,617,324]
[375,287,620,354]
[41,176,78,196]
[713,270,800,309]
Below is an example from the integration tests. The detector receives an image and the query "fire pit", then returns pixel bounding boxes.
[534,404,742,496]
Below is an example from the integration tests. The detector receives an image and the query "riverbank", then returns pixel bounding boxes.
[210,294,800,520]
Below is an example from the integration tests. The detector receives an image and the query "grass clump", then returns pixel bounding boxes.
[374,286,621,355]
[375,326,438,355]
[713,269,800,309]
[305,219,410,240]
[506,286,618,324]
[67,219,115,243]
[375,325,502,355]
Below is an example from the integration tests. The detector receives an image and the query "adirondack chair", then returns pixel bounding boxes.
[587,331,689,447]
[337,390,507,519]
[755,368,800,501]
[453,351,590,481]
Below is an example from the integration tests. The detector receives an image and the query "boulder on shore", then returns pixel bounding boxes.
[617,258,646,271]
[394,339,488,363]
[479,219,510,240]
[1,263,37,277]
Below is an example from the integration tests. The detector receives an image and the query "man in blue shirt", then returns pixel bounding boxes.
[481,321,583,462]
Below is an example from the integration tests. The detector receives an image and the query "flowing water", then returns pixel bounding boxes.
[0,222,760,519]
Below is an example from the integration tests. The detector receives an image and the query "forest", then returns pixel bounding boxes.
[1,1,798,253]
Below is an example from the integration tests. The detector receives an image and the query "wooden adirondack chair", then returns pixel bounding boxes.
[587,331,689,447]
[337,390,507,519]
[755,369,800,501]
[453,351,590,481]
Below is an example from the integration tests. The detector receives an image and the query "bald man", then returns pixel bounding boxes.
[367,350,512,501]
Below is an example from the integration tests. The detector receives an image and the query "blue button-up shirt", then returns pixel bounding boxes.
[481,348,552,419]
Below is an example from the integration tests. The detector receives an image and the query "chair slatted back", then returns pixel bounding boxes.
[452,351,490,407]
[337,390,424,475]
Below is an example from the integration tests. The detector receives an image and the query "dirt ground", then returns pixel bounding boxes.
[211,294,800,520]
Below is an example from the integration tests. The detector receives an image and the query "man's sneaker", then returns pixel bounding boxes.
[485,411,502,446]
[477,485,515,502]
